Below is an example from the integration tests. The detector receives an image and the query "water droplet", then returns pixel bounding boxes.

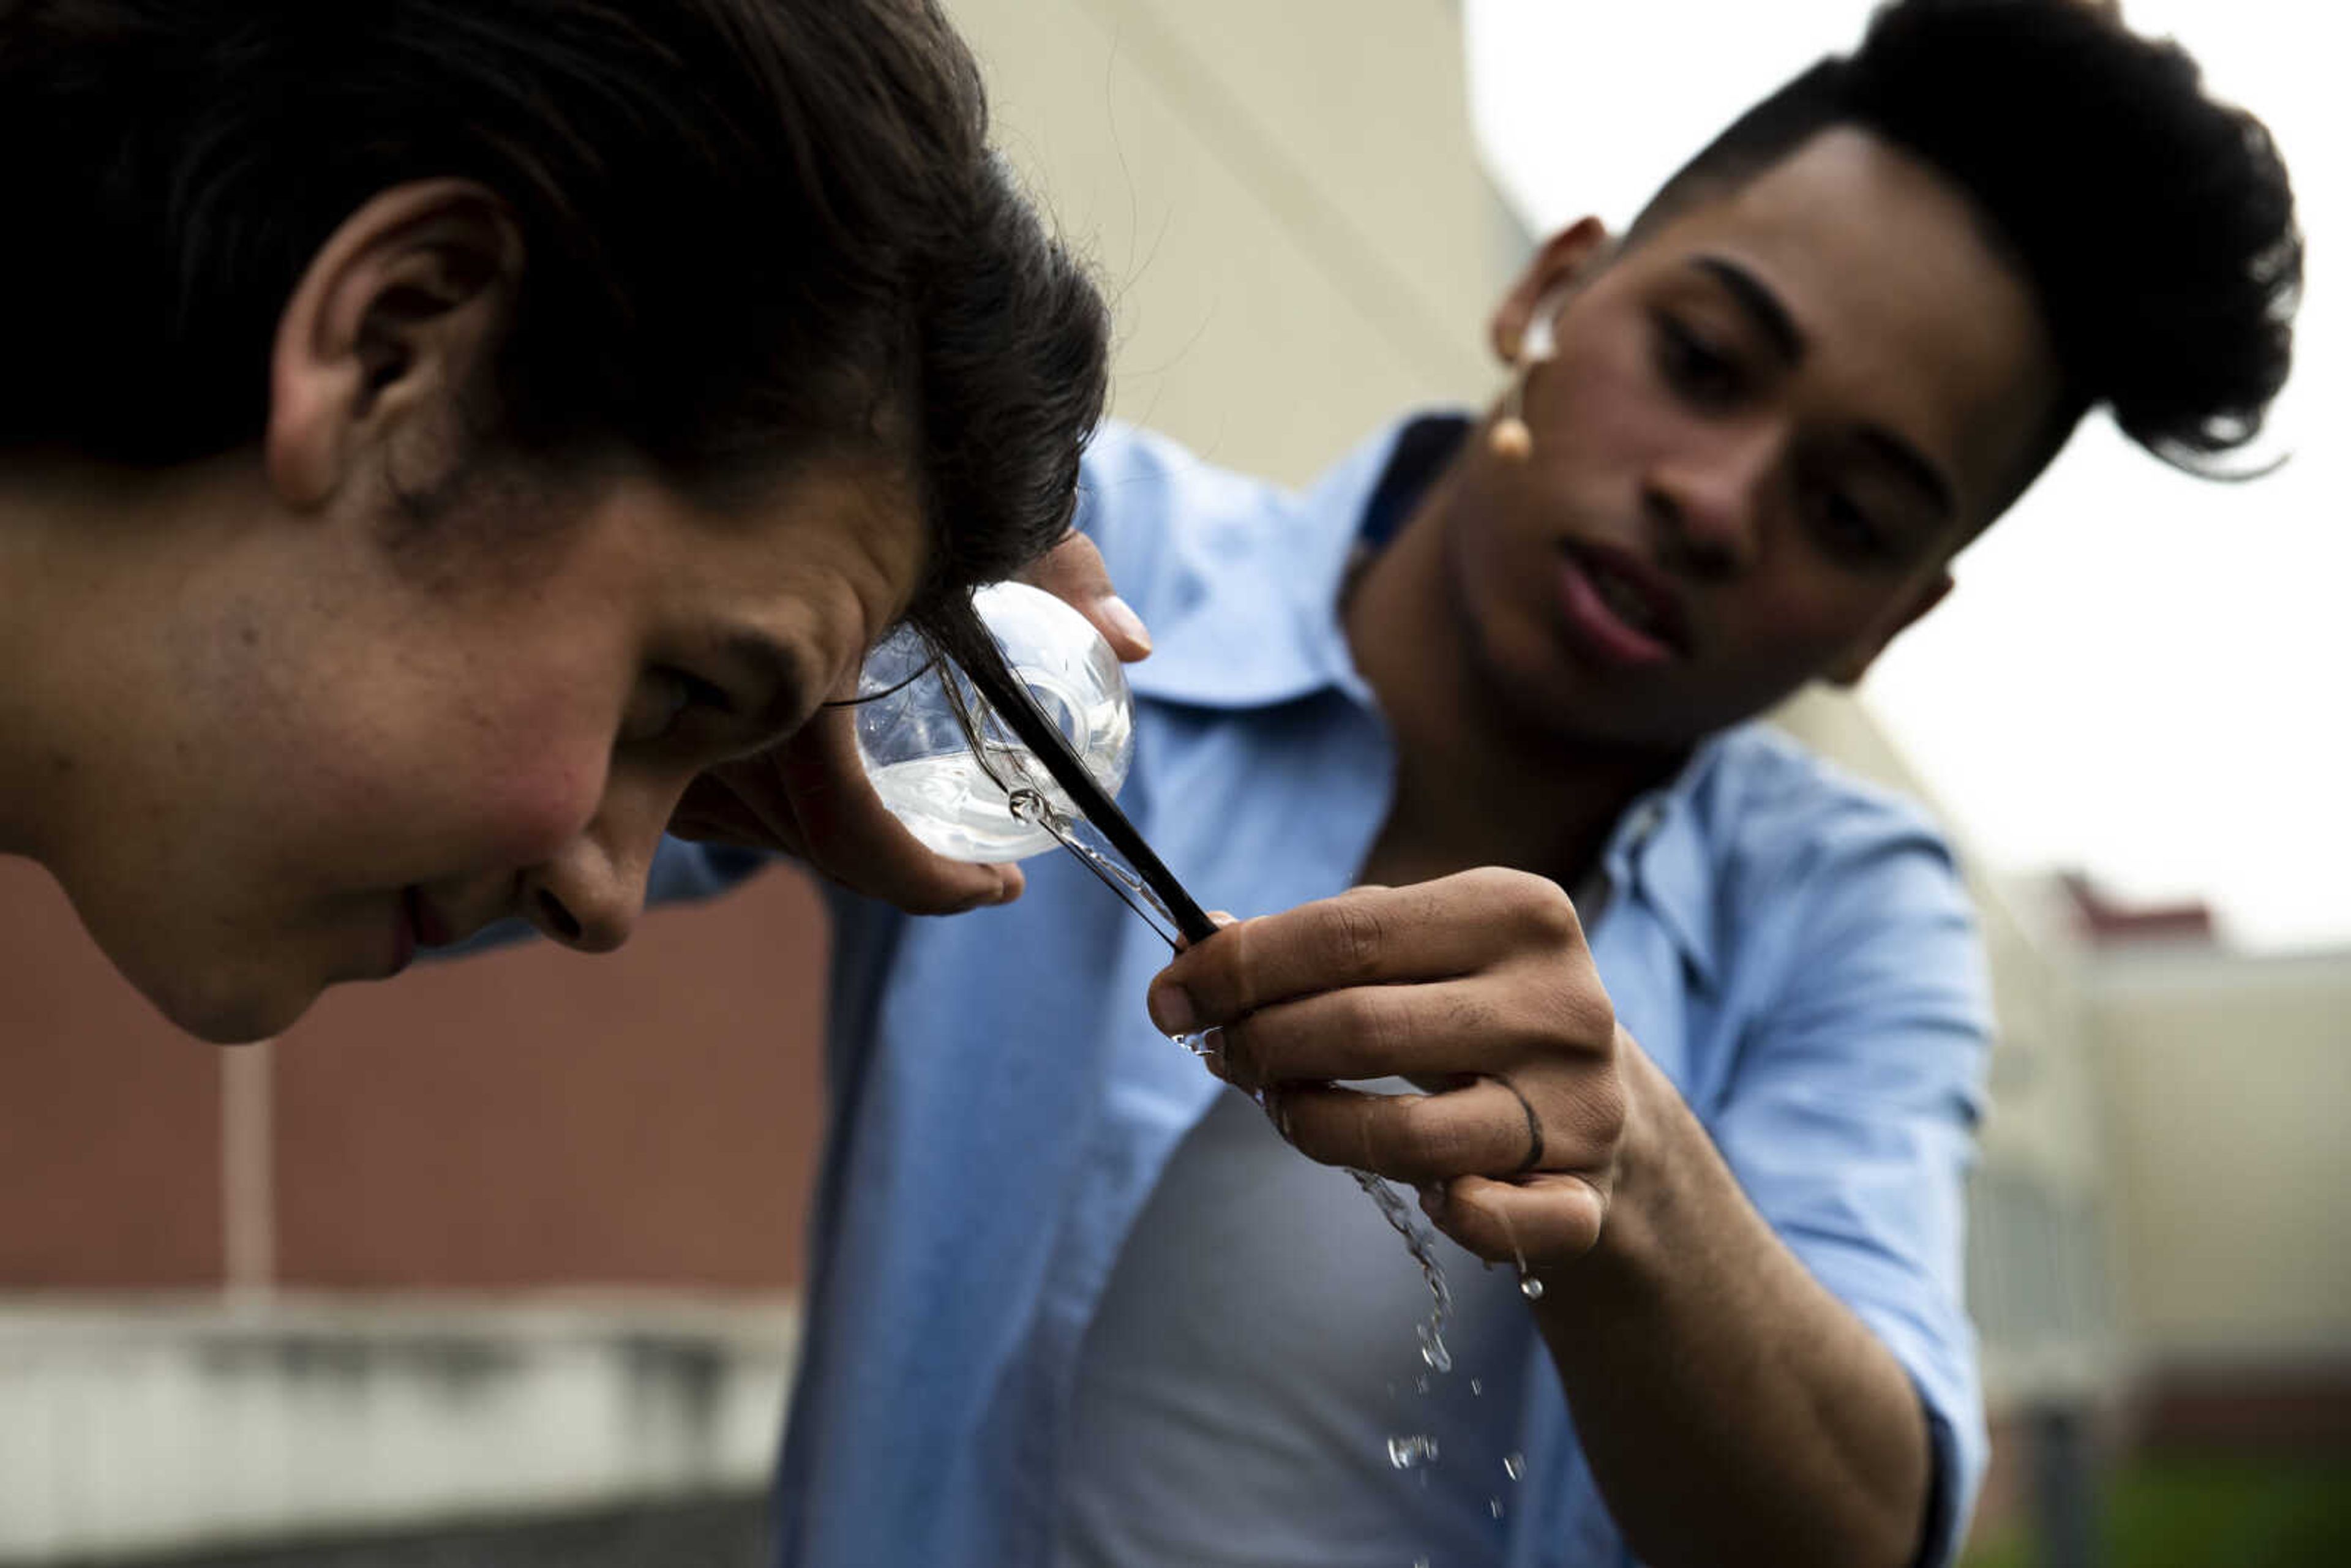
[1502,1452,1526,1481]
[1413,1558,1431,1568]
[1469,1377,1483,1397]
[1518,1274,1545,1300]
[1387,1433,1440,1470]
[1415,1375,1431,1395]
[1488,1497,1505,1520]
[1171,1031,1221,1061]
[1416,1319,1453,1373]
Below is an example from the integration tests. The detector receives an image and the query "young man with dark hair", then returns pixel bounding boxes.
[666,1,2300,1562]
[0,0,1117,1043]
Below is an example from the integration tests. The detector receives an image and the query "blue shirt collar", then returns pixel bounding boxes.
[1121,407,1725,995]
[1600,759,1725,997]
[1123,416,1423,710]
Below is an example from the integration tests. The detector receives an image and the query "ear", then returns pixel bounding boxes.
[265,180,524,509]
[1823,569,1954,688]
[1490,217,1612,365]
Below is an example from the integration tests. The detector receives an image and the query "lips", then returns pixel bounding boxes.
[1554,540,1690,669]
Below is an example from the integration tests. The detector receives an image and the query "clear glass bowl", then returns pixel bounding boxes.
[854,581,1135,863]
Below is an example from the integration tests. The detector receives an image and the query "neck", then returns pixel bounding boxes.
[1341,459,1684,888]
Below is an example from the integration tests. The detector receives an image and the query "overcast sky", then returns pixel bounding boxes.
[1466,0,2346,951]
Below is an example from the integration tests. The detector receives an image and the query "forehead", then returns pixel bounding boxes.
[661,453,931,677]
[1629,127,2066,520]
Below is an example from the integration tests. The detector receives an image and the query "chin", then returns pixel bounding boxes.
[133,960,321,1046]
[62,877,331,1044]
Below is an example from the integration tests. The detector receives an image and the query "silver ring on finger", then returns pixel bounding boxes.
[1491,1072,1545,1178]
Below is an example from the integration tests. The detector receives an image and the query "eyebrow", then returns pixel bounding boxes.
[1690,253,1957,522]
[1693,255,1804,367]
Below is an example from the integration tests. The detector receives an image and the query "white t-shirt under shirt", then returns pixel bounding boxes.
[1057,1082,1538,1567]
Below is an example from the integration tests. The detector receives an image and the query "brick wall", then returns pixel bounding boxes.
[1,855,828,1296]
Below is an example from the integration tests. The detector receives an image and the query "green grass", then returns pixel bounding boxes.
[1963,1454,2351,1568]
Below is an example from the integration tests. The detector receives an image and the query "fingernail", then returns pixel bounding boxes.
[1100,595,1152,655]
[1148,978,1197,1035]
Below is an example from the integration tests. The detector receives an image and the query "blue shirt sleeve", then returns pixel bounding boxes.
[645,836,773,904]
[1705,811,1994,1568]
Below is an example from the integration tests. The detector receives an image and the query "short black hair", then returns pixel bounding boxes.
[1629,0,2301,481]
[0,0,1108,613]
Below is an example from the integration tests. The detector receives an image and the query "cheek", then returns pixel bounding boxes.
[459,744,611,867]
[1547,318,1678,474]
[1722,576,1883,675]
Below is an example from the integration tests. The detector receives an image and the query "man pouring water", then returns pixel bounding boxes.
[659,2,2301,1562]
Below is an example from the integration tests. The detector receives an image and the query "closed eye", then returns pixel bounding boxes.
[1810,490,1887,563]
[621,667,735,748]
[1654,313,1745,409]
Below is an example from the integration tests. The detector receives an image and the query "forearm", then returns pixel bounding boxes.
[1531,1043,1930,1568]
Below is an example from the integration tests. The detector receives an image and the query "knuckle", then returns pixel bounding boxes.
[1574,987,1618,1048]
[1344,989,1408,1067]
[1321,897,1389,982]
[1393,1094,1467,1176]
[1185,929,1254,1020]
[1564,1077,1627,1160]
[1514,973,1613,1060]
[1354,992,1420,1081]
[1442,986,1498,1046]
[1570,1178,1611,1255]
[1507,873,1585,948]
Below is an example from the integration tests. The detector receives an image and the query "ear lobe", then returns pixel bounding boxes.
[1490,216,1612,364]
[266,179,523,511]
[1823,569,1954,688]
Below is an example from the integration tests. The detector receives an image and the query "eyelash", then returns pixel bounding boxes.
[639,667,734,745]
[1654,313,1744,408]
[1654,312,1905,566]
[1810,491,1886,562]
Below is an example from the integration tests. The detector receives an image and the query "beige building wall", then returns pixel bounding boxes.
[951,0,1511,483]
[2088,945,2351,1368]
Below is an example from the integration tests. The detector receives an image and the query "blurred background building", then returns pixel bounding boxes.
[2,1,2342,1564]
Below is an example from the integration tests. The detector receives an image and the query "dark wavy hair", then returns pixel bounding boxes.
[0,0,1109,616]
[1630,0,2301,486]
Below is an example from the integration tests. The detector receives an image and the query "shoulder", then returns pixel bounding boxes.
[1696,724,1963,893]
[1075,424,1293,555]
[1687,726,1984,1009]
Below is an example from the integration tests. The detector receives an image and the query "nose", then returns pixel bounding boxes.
[519,771,674,955]
[1644,424,1779,579]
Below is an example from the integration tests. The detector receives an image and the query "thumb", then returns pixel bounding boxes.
[1022,531,1151,662]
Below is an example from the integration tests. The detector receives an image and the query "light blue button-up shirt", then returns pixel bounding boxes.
[654,416,1993,1567]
